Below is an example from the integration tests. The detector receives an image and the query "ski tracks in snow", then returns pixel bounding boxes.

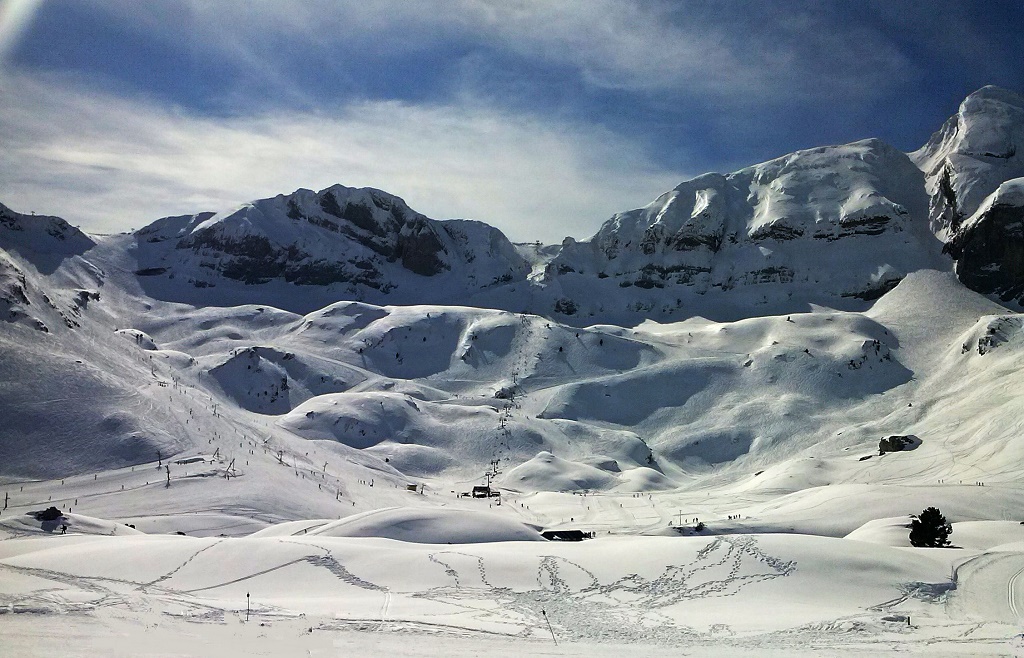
[1009,565,1024,620]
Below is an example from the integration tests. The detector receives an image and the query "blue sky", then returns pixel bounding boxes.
[1,0,1023,243]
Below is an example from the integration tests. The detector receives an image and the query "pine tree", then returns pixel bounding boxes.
[909,507,951,547]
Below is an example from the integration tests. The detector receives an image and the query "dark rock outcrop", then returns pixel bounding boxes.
[878,435,921,454]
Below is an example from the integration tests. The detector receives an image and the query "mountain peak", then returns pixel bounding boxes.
[0,203,96,257]
[961,85,1024,110]
[911,85,1024,238]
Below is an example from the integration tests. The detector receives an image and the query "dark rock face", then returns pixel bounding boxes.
[946,201,1024,304]
[179,228,390,289]
[397,218,449,276]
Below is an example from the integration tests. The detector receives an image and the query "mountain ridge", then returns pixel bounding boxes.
[5,86,1020,324]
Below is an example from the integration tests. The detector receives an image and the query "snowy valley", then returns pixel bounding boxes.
[3,87,1024,655]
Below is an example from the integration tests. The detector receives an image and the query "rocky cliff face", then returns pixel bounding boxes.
[945,179,1024,304]
[545,139,940,307]
[133,185,530,303]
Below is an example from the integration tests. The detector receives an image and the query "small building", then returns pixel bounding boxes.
[542,529,594,541]
[472,485,499,498]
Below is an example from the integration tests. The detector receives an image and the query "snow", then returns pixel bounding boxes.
[300,506,545,543]
[545,138,945,318]
[6,88,1024,655]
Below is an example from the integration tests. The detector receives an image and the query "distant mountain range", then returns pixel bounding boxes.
[6,86,1023,323]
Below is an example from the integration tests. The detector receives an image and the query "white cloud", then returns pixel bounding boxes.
[0,73,683,243]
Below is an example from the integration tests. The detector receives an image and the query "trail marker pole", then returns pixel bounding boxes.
[676,509,684,526]
[246,593,250,621]
[542,609,557,645]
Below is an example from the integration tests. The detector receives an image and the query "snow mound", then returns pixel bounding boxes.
[946,520,1024,550]
[303,506,544,543]
[502,451,618,492]
[0,511,144,537]
[614,466,676,491]
[844,515,912,546]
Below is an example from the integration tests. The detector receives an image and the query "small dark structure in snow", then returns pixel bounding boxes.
[542,529,594,541]
[471,485,500,498]
[175,456,206,465]
[879,435,921,455]
[33,506,64,522]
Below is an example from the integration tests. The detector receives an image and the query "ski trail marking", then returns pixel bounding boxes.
[1009,565,1024,619]
[378,588,392,631]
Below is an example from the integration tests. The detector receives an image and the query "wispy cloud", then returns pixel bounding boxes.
[77,0,917,106]
[0,73,683,242]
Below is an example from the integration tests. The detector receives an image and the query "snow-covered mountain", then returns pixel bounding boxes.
[51,87,1015,326]
[544,138,942,310]
[132,184,530,311]
[911,85,1024,238]
[4,86,1024,483]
